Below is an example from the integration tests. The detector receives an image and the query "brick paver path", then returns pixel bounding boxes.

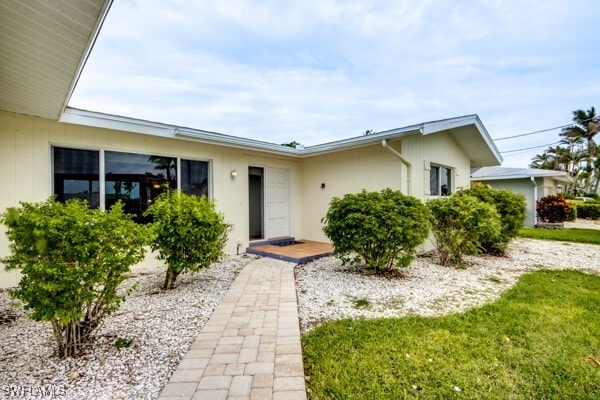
[158,257,307,400]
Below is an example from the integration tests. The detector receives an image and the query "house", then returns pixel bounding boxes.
[471,166,574,227]
[0,0,503,288]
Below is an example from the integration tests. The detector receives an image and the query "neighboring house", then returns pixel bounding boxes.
[471,167,574,227]
[0,1,503,287]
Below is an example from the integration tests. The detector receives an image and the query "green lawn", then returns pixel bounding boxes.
[302,270,600,399]
[518,227,600,245]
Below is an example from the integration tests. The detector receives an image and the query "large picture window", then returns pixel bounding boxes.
[430,164,452,196]
[52,147,209,222]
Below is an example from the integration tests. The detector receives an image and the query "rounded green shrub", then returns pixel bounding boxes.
[428,195,501,267]
[321,189,430,273]
[536,195,572,223]
[573,202,600,220]
[456,183,526,254]
[1,198,147,357]
[144,190,231,290]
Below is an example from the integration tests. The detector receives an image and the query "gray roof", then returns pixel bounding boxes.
[471,167,573,183]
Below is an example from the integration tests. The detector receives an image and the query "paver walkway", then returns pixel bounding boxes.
[158,257,307,400]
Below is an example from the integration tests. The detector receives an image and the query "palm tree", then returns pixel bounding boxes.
[560,107,599,193]
[530,152,554,169]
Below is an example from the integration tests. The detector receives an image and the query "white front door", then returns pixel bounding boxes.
[266,167,290,238]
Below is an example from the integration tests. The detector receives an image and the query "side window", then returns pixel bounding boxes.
[429,164,452,196]
[53,147,100,208]
[181,159,209,197]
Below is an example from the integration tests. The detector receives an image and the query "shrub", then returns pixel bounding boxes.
[576,203,600,220]
[322,189,430,273]
[567,203,578,221]
[456,183,526,254]
[536,195,572,223]
[0,199,147,357]
[144,190,231,290]
[428,195,501,267]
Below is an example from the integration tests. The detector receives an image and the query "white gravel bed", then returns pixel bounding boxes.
[0,255,256,400]
[295,238,600,332]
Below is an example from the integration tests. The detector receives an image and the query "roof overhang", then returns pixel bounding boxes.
[474,174,574,184]
[60,108,503,164]
[421,115,503,167]
[471,167,574,184]
[0,0,112,120]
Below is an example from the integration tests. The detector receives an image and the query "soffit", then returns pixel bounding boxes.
[445,124,503,167]
[0,0,111,120]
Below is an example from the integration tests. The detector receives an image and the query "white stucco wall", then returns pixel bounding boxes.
[0,111,302,288]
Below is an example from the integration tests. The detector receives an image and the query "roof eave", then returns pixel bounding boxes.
[301,124,423,157]
[59,107,303,157]
[472,174,574,184]
[60,0,114,117]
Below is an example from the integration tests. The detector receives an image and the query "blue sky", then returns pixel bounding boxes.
[69,0,600,168]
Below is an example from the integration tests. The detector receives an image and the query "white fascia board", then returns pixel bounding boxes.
[60,107,302,156]
[472,116,503,164]
[471,175,531,181]
[423,115,503,165]
[61,0,114,116]
[420,115,477,135]
[174,128,300,156]
[60,108,503,162]
[302,124,423,157]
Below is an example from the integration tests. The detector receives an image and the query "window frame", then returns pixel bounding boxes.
[51,145,212,215]
[429,163,453,196]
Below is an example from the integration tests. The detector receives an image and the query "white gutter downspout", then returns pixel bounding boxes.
[531,176,538,225]
[382,139,412,195]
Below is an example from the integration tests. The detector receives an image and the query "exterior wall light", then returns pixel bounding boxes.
[231,170,238,180]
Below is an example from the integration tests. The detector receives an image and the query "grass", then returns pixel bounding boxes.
[518,227,600,245]
[302,270,600,399]
[352,298,371,309]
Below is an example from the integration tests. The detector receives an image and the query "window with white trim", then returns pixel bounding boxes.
[52,147,210,222]
[429,164,452,196]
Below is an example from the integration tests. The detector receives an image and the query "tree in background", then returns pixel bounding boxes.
[530,107,599,195]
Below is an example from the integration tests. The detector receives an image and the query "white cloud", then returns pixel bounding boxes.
[69,0,600,167]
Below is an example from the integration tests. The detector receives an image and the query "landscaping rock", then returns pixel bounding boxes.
[295,238,600,332]
[0,255,256,400]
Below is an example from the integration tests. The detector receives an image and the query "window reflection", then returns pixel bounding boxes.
[53,147,100,208]
[181,159,209,197]
[105,151,177,222]
[53,147,210,223]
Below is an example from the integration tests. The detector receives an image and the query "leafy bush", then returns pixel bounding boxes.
[428,195,501,267]
[1,199,147,357]
[566,203,578,221]
[536,195,572,223]
[456,183,526,254]
[322,189,430,273]
[576,203,600,220]
[145,190,231,290]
